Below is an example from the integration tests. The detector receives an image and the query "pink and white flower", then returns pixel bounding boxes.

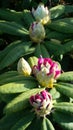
[29,90,52,117]
[32,57,61,88]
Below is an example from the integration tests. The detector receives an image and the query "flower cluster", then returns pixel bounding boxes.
[32,57,61,88]
[29,90,53,117]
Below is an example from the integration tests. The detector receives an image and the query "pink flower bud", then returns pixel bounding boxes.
[29,90,52,117]
[32,57,61,88]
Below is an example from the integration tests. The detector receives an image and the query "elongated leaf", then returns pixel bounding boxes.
[0,40,23,62]
[40,44,50,57]
[0,71,18,78]
[54,102,73,114]
[26,117,42,130]
[0,9,23,24]
[62,40,73,54]
[0,110,26,130]
[53,111,73,130]
[0,93,19,103]
[0,41,32,70]
[56,18,73,25]
[56,84,73,98]
[50,5,65,19]
[34,43,42,57]
[57,82,73,88]
[65,5,73,13]
[45,40,73,56]
[0,71,19,84]
[4,88,44,114]
[0,74,36,86]
[0,79,37,94]
[58,71,73,81]
[0,20,29,36]
[48,21,73,34]
[11,112,34,130]
[34,43,50,57]
[41,117,55,130]
[46,30,70,41]
[44,41,63,56]
[23,10,34,29]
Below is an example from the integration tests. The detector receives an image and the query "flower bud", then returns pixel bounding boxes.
[28,56,38,68]
[32,57,61,88]
[29,22,45,43]
[17,57,31,76]
[32,4,51,25]
[29,90,52,117]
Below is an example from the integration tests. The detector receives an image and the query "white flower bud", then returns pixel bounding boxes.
[17,57,31,76]
[32,4,51,25]
[29,22,45,43]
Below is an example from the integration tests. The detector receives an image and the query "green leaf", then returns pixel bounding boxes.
[26,117,42,130]
[40,44,50,57]
[54,102,73,114]
[0,71,37,86]
[62,40,73,54]
[56,18,73,25]
[0,40,22,62]
[48,21,73,34]
[0,41,32,70]
[41,117,55,130]
[50,5,65,19]
[46,30,69,41]
[53,111,73,130]
[34,43,50,57]
[0,93,19,103]
[58,71,73,82]
[57,82,73,88]
[4,88,44,114]
[11,112,34,130]
[44,41,63,57]
[0,110,26,130]
[0,79,37,94]
[23,10,34,29]
[0,9,23,24]
[56,83,73,98]
[65,5,73,13]
[0,20,29,36]
[0,71,18,78]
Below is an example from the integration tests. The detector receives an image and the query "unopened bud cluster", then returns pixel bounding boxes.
[29,90,53,117]
[29,4,51,43]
